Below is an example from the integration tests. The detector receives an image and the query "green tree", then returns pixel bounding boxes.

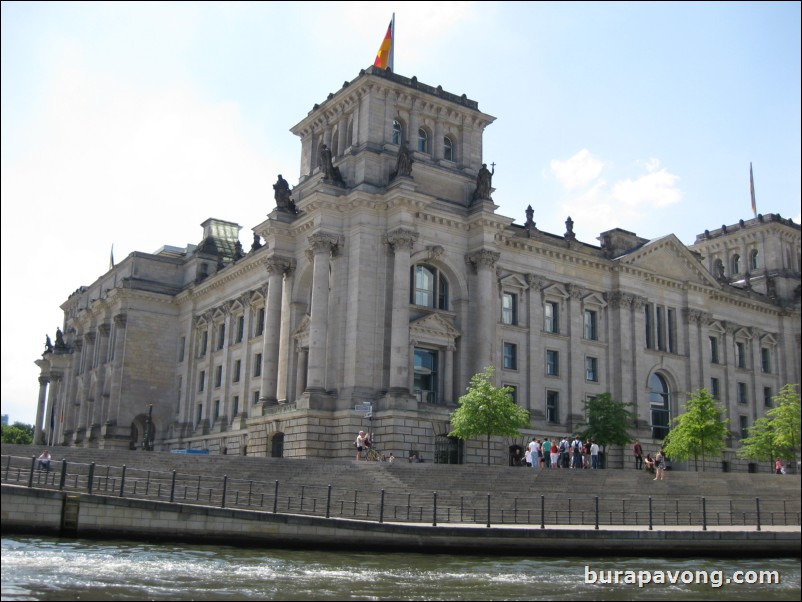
[1,422,34,444]
[737,415,779,472]
[576,393,635,467]
[738,385,800,473]
[449,366,530,465]
[663,389,729,471]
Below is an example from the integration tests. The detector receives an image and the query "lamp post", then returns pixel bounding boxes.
[142,404,153,451]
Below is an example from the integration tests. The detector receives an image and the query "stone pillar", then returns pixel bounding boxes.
[306,233,338,392]
[106,314,127,425]
[94,324,111,425]
[466,249,500,376]
[567,284,584,426]
[386,228,418,392]
[434,112,444,160]
[260,256,293,405]
[631,296,647,419]
[337,113,348,155]
[34,374,49,445]
[276,265,296,402]
[295,345,308,397]
[444,344,455,403]
[45,372,63,446]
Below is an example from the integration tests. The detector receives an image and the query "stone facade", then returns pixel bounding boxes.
[34,67,801,469]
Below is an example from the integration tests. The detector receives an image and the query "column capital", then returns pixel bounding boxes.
[308,232,340,255]
[38,375,50,386]
[385,228,418,252]
[113,313,127,328]
[465,249,500,271]
[265,255,296,276]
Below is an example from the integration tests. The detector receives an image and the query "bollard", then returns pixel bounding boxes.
[326,484,332,518]
[702,497,707,531]
[59,460,68,491]
[28,456,36,488]
[119,465,127,497]
[756,497,761,531]
[379,489,385,524]
[432,492,437,527]
[221,475,227,508]
[540,495,545,529]
[170,470,177,502]
[87,462,95,494]
[273,480,279,514]
[248,481,253,507]
[486,493,491,528]
[594,496,599,530]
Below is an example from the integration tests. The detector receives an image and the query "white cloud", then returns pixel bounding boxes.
[550,149,604,190]
[611,162,682,208]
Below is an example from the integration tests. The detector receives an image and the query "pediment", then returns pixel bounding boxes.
[761,333,777,346]
[409,313,461,343]
[616,235,720,287]
[498,273,529,290]
[709,320,725,334]
[734,327,752,341]
[542,283,569,299]
[583,292,607,308]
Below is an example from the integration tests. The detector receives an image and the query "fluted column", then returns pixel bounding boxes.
[337,113,348,155]
[276,265,296,402]
[260,256,293,405]
[34,375,49,445]
[466,249,500,376]
[94,324,111,425]
[306,233,338,392]
[46,372,63,445]
[387,228,418,392]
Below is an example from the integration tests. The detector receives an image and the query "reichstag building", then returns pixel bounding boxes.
[34,67,801,470]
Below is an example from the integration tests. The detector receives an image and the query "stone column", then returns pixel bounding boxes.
[386,228,418,392]
[260,256,293,405]
[566,284,584,426]
[306,233,338,392]
[444,344,455,403]
[631,296,647,419]
[337,113,348,155]
[46,372,63,446]
[276,265,296,402]
[466,249,500,376]
[34,374,49,445]
[106,314,127,425]
[434,112,444,160]
[94,324,111,425]
[295,345,308,397]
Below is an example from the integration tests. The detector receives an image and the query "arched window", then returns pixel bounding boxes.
[271,432,284,458]
[731,254,740,275]
[443,136,454,161]
[750,249,759,271]
[417,128,429,153]
[410,264,449,310]
[649,373,670,440]
[392,120,402,145]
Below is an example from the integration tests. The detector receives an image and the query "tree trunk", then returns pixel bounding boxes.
[487,434,491,465]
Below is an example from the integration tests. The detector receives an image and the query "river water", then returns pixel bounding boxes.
[1,535,799,601]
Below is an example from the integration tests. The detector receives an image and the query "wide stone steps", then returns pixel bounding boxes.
[4,443,799,521]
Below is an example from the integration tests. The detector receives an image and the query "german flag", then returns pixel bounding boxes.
[373,17,394,71]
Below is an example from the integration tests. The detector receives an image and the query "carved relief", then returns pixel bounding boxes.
[385,228,418,252]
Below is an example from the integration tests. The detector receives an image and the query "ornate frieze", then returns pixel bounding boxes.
[385,228,418,252]
[465,249,500,271]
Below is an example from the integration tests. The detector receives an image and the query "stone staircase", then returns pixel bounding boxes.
[4,444,799,525]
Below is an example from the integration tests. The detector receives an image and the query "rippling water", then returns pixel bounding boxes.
[2,536,800,601]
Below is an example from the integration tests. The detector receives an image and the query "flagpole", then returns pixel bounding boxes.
[750,162,757,217]
[389,13,395,72]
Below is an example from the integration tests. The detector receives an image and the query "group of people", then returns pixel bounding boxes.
[354,431,397,463]
[521,436,601,470]
[634,440,668,481]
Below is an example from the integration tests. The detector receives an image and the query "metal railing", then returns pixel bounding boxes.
[3,454,799,529]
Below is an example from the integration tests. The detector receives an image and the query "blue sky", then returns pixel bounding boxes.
[2,1,800,425]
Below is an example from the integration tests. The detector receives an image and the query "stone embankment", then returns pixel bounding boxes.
[2,444,799,556]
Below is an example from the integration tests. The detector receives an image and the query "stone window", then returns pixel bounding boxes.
[546,350,559,376]
[413,348,439,404]
[410,264,449,310]
[586,356,598,382]
[546,390,560,423]
[545,301,560,334]
[417,128,429,153]
[443,136,454,161]
[502,292,518,325]
[254,353,262,377]
[650,372,670,440]
[503,342,517,370]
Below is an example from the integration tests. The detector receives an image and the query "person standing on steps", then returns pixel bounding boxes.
[355,431,365,461]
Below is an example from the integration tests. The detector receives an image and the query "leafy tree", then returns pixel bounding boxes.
[1,422,34,444]
[575,393,635,467]
[663,389,729,471]
[737,415,779,472]
[449,366,530,465]
[738,385,800,473]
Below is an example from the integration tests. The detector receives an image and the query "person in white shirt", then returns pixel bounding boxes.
[590,440,600,469]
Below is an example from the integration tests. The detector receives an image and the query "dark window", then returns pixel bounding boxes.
[236,316,244,343]
[255,308,265,336]
[233,359,241,383]
[413,348,439,404]
[710,377,720,400]
[761,348,771,373]
[392,120,402,145]
[586,357,598,382]
[502,292,518,325]
[254,353,262,377]
[546,391,560,423]
[179,337,185,363]
[667,309,676,353]
[217,324,226,350]
[232,395,239,417]
[417,128,429,153]
[199,371,205,392]
[411,265,449,310]
[710,336,719,364]
[645,304,653,349]
[763,387,772,407]
[546,350,559,376]
[503,343,517,370]
[200,331,208,356]
[736,342,746,369]
[215,365,222,388]
[739,415,749,439]
[650,373,670,439]
[737,382,748,404]
[443,136,454,161]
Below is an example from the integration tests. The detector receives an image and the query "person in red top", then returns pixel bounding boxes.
[775,458,783,475]
[633,439,643,470]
